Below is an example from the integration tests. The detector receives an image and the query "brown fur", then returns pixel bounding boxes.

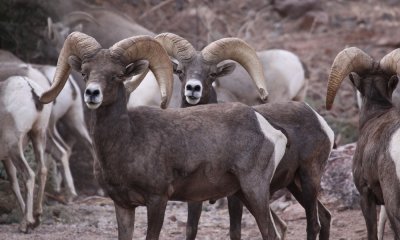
[348,70,400,239]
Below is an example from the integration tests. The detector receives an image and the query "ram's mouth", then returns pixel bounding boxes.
[185,95,201,105]
[85,101,102,109]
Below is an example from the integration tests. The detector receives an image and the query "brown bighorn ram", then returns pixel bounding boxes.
[326,47,400,239]
[155,33,333,240]
[154,33,305,108]
[39,31,288,240]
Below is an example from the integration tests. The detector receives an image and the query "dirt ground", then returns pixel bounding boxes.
[0,195,394,240]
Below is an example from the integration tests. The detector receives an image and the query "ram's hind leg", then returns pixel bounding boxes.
[236,171,280,240]
[359,186,378,240]
[382,200,400,240]
[30,129,48,227]
[186,201,203,240]
[287,179,327,240]
[3,159,25,212]
[9,141,35,233]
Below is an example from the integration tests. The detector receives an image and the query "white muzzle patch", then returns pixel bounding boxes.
[84,83,103,109]
[185,79,202,105]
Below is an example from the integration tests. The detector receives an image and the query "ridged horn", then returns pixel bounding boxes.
[201,38,268,102]
[155,32,196,62]
[40,32,101,103]
[110,36,173,109]
[380,48,400,76]
[326,47,373,110]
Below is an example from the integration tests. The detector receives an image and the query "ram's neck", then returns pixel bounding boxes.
[89,84,133,168]
[359,100,393,129]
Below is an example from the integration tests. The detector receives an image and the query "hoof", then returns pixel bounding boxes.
[32,214,42,229]
[18,219,34,233]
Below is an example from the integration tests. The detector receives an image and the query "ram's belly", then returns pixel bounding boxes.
[170,171,240,202]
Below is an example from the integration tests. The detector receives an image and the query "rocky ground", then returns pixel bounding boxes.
[1,0,400,239]
[0,195,394,240]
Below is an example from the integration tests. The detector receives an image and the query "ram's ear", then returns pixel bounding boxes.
[125,60,149,78]
[124,60,150,93]
[388,75,399,95]
[68,55,82,72]
[215,62,236,78]
[349,72,362,91]
[171,59,179,74]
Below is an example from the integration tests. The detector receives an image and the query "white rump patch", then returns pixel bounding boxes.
[389,128,400,182]
[306,104,335,150]
[254,112,287,179]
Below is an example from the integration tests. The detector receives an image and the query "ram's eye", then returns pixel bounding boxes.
[176,69,183,74]
[82,72,87,78]
[210,73,217,78]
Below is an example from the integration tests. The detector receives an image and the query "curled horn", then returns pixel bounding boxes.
[326,47,373,110]
[201,38,268,102]
[110,36,173,109]
[40,32,101,103]
[155,32,196,62]
[380,48,400,76]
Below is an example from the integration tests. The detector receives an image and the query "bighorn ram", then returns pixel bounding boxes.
[326,47,400,239]
[40,31,288,240]
[0,70,52,232]
[155,33,333,240]
[154,32,306,107]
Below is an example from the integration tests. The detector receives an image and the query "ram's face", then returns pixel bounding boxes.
[72,50,127,109]
[174,56,236,105]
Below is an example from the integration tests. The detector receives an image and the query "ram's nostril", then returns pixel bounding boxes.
[186,85,193,91]
[194,85,201,92]
[85,89,92,95]
[93,89,100,96]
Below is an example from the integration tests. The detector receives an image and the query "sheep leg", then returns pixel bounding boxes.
[227,195,243,240]
[287,182,331,240]
[236,172,280,240]
[49,127,77,201]
[359,187,378,240]
[378,206,387,240]
[9,142,36,233]
[145,196,168,240]
[30,130,48,227]
[3,159,25,213]
[271,209,287,240]
[114,203,136,240]
[186,201,202,240]
[383,203,400,240]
